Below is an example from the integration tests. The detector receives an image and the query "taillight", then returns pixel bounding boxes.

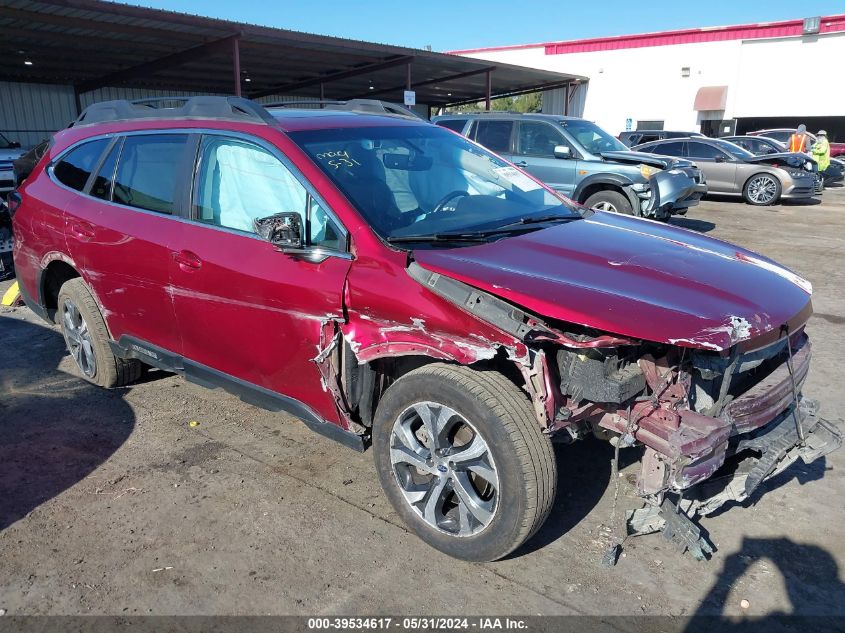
[6,191,21,217]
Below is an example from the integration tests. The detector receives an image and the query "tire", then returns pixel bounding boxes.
[372,363,556,561]
[57,278,142,388]
[583,190,634,215]
[743,173,782,206]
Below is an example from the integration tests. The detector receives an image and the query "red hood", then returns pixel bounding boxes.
[413,212,813,351]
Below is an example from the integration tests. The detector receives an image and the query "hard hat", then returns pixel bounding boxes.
[818,130,827,136]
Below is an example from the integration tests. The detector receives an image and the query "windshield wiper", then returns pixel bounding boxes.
[386,233,494,244]
[493,214,582,230]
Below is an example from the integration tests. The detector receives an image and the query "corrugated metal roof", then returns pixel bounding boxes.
[0,0,584,105]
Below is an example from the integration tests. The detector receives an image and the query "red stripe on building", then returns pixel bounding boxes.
[446,14,845,56]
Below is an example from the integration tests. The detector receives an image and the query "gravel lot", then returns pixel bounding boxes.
[1,188,844,620]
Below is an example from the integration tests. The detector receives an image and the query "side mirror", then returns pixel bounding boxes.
[553,145,572,159]
[714,155,728,163]
[9,141,21,149]
[253,212,303,249]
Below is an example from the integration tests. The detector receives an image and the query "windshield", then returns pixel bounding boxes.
[289,124,580,242]
[560,119,627,154]
[711,138,755,160]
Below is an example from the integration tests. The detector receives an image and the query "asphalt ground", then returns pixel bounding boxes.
[1,187,844,623]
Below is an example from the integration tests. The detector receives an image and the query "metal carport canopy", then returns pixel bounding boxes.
[0,0,585,109]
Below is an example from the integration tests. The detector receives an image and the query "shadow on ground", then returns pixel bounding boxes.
[685,537,845,631]
[0,315,136,531]
[670,217,717,233]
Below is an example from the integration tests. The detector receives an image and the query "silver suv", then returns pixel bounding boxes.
[433,112,706,220]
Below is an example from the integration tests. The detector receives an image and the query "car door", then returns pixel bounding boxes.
[686,141,737,193]
[169,132,351,422]
[511,120,577,195]
[62,132,190,354]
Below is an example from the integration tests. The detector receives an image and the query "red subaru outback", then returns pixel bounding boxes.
[10,97,840,561]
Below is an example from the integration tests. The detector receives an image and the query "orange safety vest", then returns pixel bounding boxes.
[789,133,807,153]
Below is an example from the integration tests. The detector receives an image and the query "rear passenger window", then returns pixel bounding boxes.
[436,119,468,134]
[687,142,726,160]
[113,135,190,214]
[474,121,514,153]
[650,141,686,156]
[53,139,109,191]
[90,140,121,201]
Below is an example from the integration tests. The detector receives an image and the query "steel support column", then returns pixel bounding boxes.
[485,70,492,111]
[232,37,241,96]
[564,82,570,116]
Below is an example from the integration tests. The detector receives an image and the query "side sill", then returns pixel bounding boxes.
[109,335,366,452]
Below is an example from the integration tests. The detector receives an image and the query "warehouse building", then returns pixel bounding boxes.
[450,14,845,140]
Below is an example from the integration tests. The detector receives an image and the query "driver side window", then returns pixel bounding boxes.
[194,135,342,249]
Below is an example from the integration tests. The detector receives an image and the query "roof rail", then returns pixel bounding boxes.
[73,96,278,127]
[264,98,423,120]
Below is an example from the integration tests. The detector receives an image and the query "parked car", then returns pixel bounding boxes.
[725,135,843,187]
[634,137,817,205]
[432,113,706,220]
[0,131,26,198]
[11,97,840,562]
[618,130,704,147]
[748,128,845,158]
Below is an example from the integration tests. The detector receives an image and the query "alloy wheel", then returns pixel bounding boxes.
[389,401,499,537]
[747,175,778,204]
[62,298,97,377]
[593,201,618,212]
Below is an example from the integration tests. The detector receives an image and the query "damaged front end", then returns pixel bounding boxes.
[600,151,707,220]
[397,253,840,561]
[559,330,841,559]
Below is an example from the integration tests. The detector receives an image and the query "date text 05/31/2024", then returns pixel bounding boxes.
[307,617,529,630]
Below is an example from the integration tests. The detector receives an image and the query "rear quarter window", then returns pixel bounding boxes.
[53,139,110,191]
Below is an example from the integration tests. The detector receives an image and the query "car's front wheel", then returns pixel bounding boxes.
[583,190,634,215]
[743,173,782,206]
[57,278,142,388]
[373,363,556,561]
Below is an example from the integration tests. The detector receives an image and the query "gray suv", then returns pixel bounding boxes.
[433,113,706,220]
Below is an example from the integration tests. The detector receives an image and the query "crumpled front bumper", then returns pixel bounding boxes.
[638,167,707,220]
[682,398,841,517]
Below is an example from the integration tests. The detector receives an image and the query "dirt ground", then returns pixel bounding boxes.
[1,188,844,620]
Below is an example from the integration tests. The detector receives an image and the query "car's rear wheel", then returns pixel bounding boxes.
[584,190,634,215]
[743,173,781,206]
[373,363,556,561]
[57,278,142,388]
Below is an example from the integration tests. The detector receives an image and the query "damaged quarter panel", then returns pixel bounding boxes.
[412,210,812,352]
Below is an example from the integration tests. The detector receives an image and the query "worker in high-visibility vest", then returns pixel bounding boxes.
[812,130,831,173]
[789,124,809,153]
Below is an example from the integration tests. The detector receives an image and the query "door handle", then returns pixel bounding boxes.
[173,250,202,271]
[513,161,528,167]
[70,222,95,240]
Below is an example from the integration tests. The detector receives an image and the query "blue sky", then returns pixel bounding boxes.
[125,1,845,51]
